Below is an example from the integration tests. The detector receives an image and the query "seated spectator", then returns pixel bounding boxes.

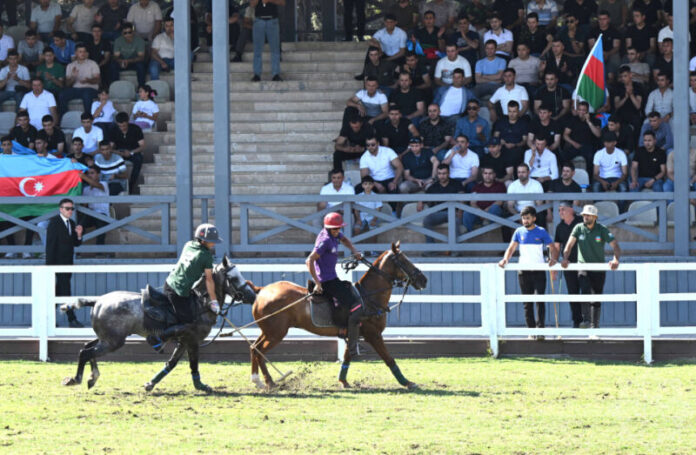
[517,13,551,57]
[387,0,419,34]
[131,84,159,131]
[92,87,116,133]
[527,104,561,153]
[624,8,657,67]
[561,101,601,168]
[602,115,634,156]
[419,103,453,161]
[533,70,571,121]
[68,0,98,44]
[377,104,419,155]
[658,11,674,43]
[397,51,431,91]
[1,135,12,155]
[624,47,651,85]
[526,0,558,28]
[388,71,425,125]
[109,111,145,194]
[480,137,514,187]
[354,175,383,236]
[630,130,666,192]
[148,16,174,81]
[0,139,15,255]
[488,68,529,123]
[111,22,146,86]
[483,14,513,59]
[367,14,407,65]
[645,72,673,123]
[434,43,472,87]
[399,137,438,193]
[0,50,30,106]
[344,77,388,128]
[78,165,109,247]
[652,38,673,83]
[17,30,44,72]
[50,32,76,65]
[94,140,128,195]
[360,47,397,94]
[411,10,445,70]
[462,165,506,233]
[473,40,506,99]
[58,43,100,115]
[40,114,65,156]
[447,15,479,69]
[96,0,130,41]
[540,40,575,90]
[333,115,372,171]
[524,136,558,188]
[664,149,696,193]
[591,131,628,194]
[30,0,62,43]
[555,13,586,61]
[33,130,51,157]
[433,68,474,121]
[67,136,93,166]
[417,163,462,248]
[73,112,104,154]
[493,101,528,169]
[691,72,696,126]
[507,43,541,93]
[127,0,163,42]
[563,0,596,28]
[548,162,582,205]
[18,78,57,130]
[9,111,37,149]
[587,10,622,84]
[453,99,490,156]
[0,24,15,67]
[358,135,404,197]
[638,111,673,152]
[317,168,355,212]
[599,0,627,30]
[420,0,456,31]
[441,134,479,192]
[507,163,545,225]
[36,47,64,97]
[613,65,647,135]
[87,24,113,88]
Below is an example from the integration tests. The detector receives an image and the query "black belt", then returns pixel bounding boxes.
[257,16,276,20]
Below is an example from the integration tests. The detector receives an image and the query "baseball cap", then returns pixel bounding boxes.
[581,205,598,216]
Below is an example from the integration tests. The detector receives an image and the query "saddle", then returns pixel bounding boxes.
[142,284,178,332]
[307,280,350,329]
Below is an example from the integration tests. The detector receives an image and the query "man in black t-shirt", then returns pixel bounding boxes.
[533,71,571,122]
[377,104,418,155]
[418,163,461,249]
[399,137,438,193]
[587,11,622,84]
[493,101,528,169]
[551,201,584,327]
[333,116,374,170]
[40,114,66,156]
[412,11,443,70]
[10,111,37,149]
[108,112,145,194]
[630,130,666,192]
[388,71,425,124]
[548,162,582,208]
[397,52,431,91]
[492,0,524,31]
[612,66,646,134]
[87,24,113,87]
[624,8,657,66]
[527,104,561,153]
[561,101,601,166]
[480,137,514,185]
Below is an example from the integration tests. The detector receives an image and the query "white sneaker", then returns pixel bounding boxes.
[22,252,32,259]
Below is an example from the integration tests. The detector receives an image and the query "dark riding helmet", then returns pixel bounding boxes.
[195,223,222,244]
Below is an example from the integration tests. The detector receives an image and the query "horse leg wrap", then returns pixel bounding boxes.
[338,362,350,382]
[150,366,170,384]
[390,363,409,386]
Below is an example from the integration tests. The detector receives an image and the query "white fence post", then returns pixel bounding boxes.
[636,267,654,364]
[31,267,55,362]
[480,264,499,357]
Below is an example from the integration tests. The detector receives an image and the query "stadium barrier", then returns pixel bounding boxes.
[1,262,695,364]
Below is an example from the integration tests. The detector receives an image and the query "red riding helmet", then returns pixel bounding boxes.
[323,212,346,229]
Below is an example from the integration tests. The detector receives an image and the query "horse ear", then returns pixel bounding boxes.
[391,241,400,253]
[222,254,230,268]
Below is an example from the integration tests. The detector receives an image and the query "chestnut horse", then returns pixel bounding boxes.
[248,241,428,389]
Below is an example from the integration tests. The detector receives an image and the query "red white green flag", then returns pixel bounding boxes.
[574,34,605,111]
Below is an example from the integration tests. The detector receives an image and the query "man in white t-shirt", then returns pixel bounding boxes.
[442,134,479,192]
[367,13,407,62]
[507,162,544,216]
[317,168,356,212]
[72,112,104,154]
[488,68,529,123]
[591,131,628,194]
[359,135,404,195]
[149,16,174,80]
[344,77,389,127]
[433,69,473,120]
[483,14,513,58]
[523,135,558,187]
[0,50,30,106]
[0,24,15,65]
[434,43,472,87]
[19,78,57,130]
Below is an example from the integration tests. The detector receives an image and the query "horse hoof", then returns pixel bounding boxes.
[144,382,155,392]
[87,379,97,389]
[62,377,78,386]
[195,383,213,393]
[252,380,265,390]
[406,382,419,390]
[339,380,351,389]
[265,382,277,391]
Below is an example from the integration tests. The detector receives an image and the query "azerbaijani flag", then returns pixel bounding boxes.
[574,34,605,112]
[0,155,87,219]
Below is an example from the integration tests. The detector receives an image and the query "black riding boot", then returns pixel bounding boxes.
[346,307,363,357]
[590,304,601,329]
[147,323,196,353]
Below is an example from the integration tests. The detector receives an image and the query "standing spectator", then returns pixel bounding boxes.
[149,16,174,81]
[19,78,57,130]
[377,104,418,155]
[333,115,372,171]
[592,131,628,194]
[72,113,103,154]
[50,32,76,65]
[561,101,601,167]
[533,71,571,122]
[551,202,585,327]
[527,104,561,153]
[358,136,404,196]
[126,0,162,42]
[91,87,116,133]
[388,0,419,34]
[30,0,62,43]
[40,114,65,156]
[94,140,128,194]
[507,43,541,93]
[344,77,388,127]
[493,101,528,169]
[250,0,284,82]
[95,0,130,41]
[109,111,145,194]
[433,69,474,121]
[67,0,98,44]
[483,14,513,58]
[587,10,622,84]
[131,84,159,131]
[562,204,621,331]
[624,8,657,66]
[498,205,557,338]
[36,48,64,97]
[524,136,558,187]
[343,0,366,41]
[399,137,438,193]
[434,43,472,87]
[78,166,109,247]
[367,14,407,64]
[462,166,506,233]
[420,0,457,31]
[453,99,490,156]
[388,71,425,125]
[488,68,529,122]
[59,44,100,115]
[0,24,15,66]
[507,163,544,221]
[419,103,453,161]
[111,22,146,87]
[317,168,355,212]
[473,40,506,98]
[630,130,666,192]
[644,73,673,123]
[46,198,84,327]
[517,13,551,57]
[0,50,30,106]
[638,111,673,152]
[441,134,479,192]
[9,111,37,148]
[86,24,113,88]
[447,15,479,70]
[526,0,559,27]
[480,137,514,187]
[417,163,462,249]
[17,30,44,72]
[411,11,445,69]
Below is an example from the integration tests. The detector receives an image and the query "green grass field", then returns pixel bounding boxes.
[1,357,695,454]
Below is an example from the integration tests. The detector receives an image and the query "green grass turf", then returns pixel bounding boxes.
[1,357,695,454]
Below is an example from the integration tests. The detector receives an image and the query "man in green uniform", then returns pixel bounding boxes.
[561,205,621,331]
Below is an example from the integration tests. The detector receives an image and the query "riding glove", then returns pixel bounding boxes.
[210,300,220,315]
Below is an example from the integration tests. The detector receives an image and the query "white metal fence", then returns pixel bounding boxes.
[1,262,695,364]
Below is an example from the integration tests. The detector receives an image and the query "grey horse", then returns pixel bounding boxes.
[61,256,256,392]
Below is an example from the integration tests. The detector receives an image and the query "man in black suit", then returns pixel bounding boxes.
[46,198,84,327]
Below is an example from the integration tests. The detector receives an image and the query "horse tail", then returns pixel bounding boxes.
[60,298,96,313]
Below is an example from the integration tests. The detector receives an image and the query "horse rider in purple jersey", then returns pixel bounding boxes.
[307,212,365,357]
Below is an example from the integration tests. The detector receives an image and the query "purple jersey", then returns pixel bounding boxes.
[312,228,343,282]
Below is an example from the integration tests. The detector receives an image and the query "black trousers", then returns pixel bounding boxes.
[164,282,195,324]
[322,278,360,310]
[78,214,107,245]
[56,272,78,322]
[519,271,546,328]
[563,270,582,327]
[125,152,143,194]
[333,148,363,171]
[578,271,606,328]
[343,0,365,39]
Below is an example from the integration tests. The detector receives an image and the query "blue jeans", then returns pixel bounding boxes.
[58,87,98,115]
[110,61,147,87]
[149,57,175,80]
[663,179,696,193]
[0,90,23,106]
[253,18,281,77]
[591,177,628,194]
[630,177,664,192]
[462,204,503,233]
[423,210,461,243]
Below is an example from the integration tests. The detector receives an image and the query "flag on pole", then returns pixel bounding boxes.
[574,34,605,112]
[0,155,87,219]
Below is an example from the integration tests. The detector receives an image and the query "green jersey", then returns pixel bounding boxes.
[570,222,616,263]
[165,240,214,296]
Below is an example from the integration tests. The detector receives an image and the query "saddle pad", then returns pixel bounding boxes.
[310,299,338,328]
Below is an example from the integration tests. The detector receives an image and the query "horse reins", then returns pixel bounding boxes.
[343,255,412,316]
[219,292,312,338]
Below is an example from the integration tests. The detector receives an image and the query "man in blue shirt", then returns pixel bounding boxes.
[499,205,558,338]
[453,99,490,156]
